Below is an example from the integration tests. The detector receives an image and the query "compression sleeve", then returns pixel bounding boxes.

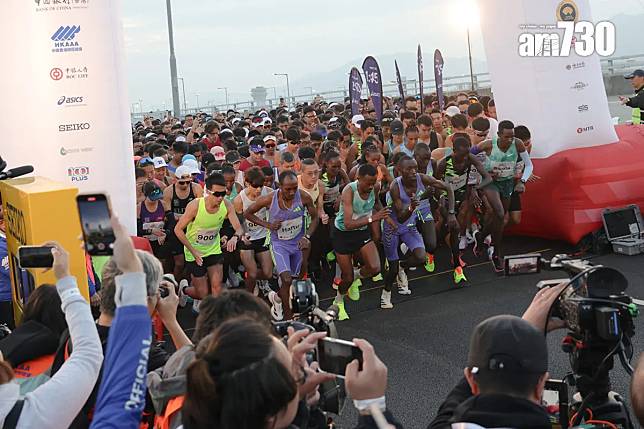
[519,150,533,182]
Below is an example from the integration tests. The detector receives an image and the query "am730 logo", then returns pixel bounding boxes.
[518,21,615,57]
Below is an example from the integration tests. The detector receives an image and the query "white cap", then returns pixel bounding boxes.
[145,132,156,138]
[182,159,200,175]
[175,135,187,142]
[152,157,167,169]
[175,165,193,179]
[263,135,277,143]
[263,117,273,125]
[231,118,241,125]
[445,106,461,117]
[351,114,365,127]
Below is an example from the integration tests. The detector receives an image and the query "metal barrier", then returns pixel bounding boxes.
[131,54,644,123]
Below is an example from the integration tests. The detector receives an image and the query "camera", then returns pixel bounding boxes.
[505,253,639,428]
[272,279,345,416]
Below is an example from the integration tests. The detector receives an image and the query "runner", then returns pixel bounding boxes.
[137,181,171,258]
[394,124,419,157]
[383,120,404,162]
[174,172,247,299]
[435,136,492,283]
[233,167,274,296]
[162,165,203,285]
[332,164,390,320]
[417,114,443,150]
[298,158,328,280]
[320,150,350,268]
[473,120,533,272]
[244,170,319,321]
[508,125,535,227]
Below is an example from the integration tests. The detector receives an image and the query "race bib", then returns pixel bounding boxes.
[277,217,303,241]
[195,228,220,247]
[351,210,373,221]
[142,221,164,241]
[491,161,515,179]
[446,173,467,191]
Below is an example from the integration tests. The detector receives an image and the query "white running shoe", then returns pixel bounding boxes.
[484,234,492,246]
[381,289,393,309]
[397,269,411,295]
[459,235,468,251]
[178,279,189,308]
[487,246,495,261]
[192,298,201,314]
[268,291,284,321]
[400,243,409,254]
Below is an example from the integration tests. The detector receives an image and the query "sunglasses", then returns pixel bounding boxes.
[249,183,263,189]
[265,144,276,149]
[290,140,301,145]
[177,180,192,185]
[208,190,227,197]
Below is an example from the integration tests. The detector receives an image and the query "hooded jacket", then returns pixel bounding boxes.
[448,393,551,429]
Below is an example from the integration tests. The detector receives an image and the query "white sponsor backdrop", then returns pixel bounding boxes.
[477,0,618,159]
[0,0,135,232]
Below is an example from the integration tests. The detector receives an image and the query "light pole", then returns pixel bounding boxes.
[195,93,200,110]
[274,73,290,106]
[165,0,181,117]
[178,77,187,112]
[218,87,229,111]
[138,98,143,114]
[467,26,475,91]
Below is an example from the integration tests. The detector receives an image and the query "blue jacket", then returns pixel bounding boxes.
[90,272,151,429]
[0,233,11,303]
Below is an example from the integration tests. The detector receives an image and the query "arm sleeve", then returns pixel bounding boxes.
[19,276,103,429]
[427,377,473,429]
[90,272,151,429]
[519,150,533,183]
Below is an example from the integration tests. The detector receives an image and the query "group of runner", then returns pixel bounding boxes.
[133,92,534,321]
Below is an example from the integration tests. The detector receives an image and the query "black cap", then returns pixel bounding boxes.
[468,315,548,376]
[624,69,644,79]
[390,119,404,135]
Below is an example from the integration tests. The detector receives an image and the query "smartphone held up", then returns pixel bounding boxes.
[76,194,115,256]
[317,337,363,378]
[18,246,54,269]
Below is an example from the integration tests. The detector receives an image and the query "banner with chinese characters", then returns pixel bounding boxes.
[361,56,383,125]
[349,67,363,117]
[477,0,618,158]
[434,49,445,111]
[0,0,136,231]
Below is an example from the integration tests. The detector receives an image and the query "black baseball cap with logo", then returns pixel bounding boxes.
[390,120,404,135]
[467,315,548,377]
[624,69,644,79]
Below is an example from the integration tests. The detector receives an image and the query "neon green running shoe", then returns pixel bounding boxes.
[335,299,349,320]
[372,273,383,282]
[348,278,362,301]
[326,250,336,262]
[453,266,467,285]
[424,253,435,272]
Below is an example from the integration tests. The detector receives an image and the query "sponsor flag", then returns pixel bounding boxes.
[349,67,363,117]
[395,60,405,106]
[361,56,384,124]
[434,49,445,111]
[417,44,424,113]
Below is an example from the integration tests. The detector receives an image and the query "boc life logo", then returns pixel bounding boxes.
[68,166,90,182]
[51,25,82,53]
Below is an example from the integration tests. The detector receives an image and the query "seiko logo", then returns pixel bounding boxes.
[577,125,594,134]
[58,123,90,132]
[57,96,84,105]
[577,104,589,112]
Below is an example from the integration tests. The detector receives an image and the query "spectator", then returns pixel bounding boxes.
[0,198,12,329]
[0,242,103,428]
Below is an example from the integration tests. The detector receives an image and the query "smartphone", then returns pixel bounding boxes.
[317,337,363,378]
[503,254,542,276]
[18,246,54,269]
[542,379,569,428]
[76,194,115,256]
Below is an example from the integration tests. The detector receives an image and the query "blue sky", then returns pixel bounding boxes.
[121,0,641,110]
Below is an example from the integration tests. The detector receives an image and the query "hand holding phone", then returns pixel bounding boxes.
[344,338,387,401]
[76,194,115,256]
[317,337,363,378]
[18,246,54,269]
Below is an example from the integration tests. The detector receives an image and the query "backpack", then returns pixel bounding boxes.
[153,395,185,429]
[13,353,56,396]
[2,400,24,429]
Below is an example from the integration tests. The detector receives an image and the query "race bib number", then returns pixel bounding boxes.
[446,173,467,191]
[195,228,220,246]
[491,161,515,179]
[277,218,303,241]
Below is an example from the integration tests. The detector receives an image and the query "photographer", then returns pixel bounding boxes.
[429,284,566,429]
[0,242,103,429]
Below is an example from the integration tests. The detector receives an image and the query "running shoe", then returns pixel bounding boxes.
[459,235,468,251]
[326,250,336,262]
[335,299,349,320]
[487,246,495,261]
[473,231,486,257]
[453,266,467,285]
[332,277,341,290]
[491,254,504,274]
[192,299,201,315]
[380,290,393,309]
[268,291,284,321]
[484,234,492,246]
[372,273,383,282]
[397,269,411,295]
[465,229,475,245]
[178,279,189,308]
[348,278,361,301]
[424,253,435,272]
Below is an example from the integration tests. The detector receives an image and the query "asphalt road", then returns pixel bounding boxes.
[332,240,644,428]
